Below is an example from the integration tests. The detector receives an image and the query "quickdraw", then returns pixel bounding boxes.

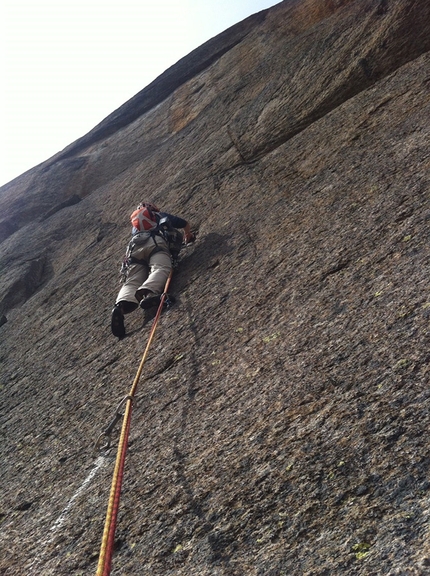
[94,395,134,452]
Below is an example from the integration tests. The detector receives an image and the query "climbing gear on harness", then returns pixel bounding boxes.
[110,305,125,339]
[95,269,174,576]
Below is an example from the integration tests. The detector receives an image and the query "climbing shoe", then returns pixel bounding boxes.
[111,305,125,338]
[139,292,161,310]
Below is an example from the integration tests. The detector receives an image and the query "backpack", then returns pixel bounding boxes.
[158,216,184,264]
[130,206,157,232]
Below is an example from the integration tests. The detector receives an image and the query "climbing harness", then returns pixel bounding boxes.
[95,269,174,576]
[120,221,183,282]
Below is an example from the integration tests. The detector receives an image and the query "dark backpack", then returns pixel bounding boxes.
[158,216,184,264]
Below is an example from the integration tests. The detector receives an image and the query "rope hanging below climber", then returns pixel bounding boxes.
[96,271,173,576]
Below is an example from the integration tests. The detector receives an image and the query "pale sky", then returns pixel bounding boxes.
[1,0,280,187]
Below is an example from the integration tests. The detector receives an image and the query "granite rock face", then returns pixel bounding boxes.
[1,1,429,574]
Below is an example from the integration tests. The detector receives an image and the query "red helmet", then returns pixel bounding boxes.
[137,201,159,212]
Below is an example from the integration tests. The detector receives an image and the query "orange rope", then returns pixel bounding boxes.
[96,270,174,576]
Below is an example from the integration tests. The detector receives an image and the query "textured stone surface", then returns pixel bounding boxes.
[1,1,429,574]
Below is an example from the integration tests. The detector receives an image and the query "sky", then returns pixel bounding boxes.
[1,0,280,187]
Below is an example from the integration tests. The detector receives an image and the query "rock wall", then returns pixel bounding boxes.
[1,1,429,574]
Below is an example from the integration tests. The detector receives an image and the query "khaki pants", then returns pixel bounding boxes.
[116,235,171,306]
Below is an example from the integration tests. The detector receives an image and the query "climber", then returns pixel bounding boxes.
[111,201,195,338]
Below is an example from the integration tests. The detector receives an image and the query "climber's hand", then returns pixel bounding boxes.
[184,232,196,245]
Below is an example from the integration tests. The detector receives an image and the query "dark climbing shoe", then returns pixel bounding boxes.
[139,292,161,310]
[111,305,125,338]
